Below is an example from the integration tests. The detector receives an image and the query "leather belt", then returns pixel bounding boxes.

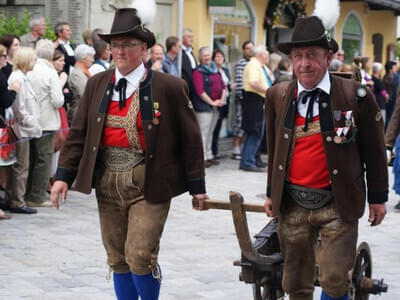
[99,146,145,172]
[284,183,333,210]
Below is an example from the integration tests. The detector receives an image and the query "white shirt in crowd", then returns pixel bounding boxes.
[111,63,146,102]
[182,44,196,69]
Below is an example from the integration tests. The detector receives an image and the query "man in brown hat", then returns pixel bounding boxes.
[264,15,388,300]
[50,7,208,300]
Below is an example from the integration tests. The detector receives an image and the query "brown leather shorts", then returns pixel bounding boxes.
[95,162,171,275]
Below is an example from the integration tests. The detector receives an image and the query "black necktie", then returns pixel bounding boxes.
[298,88,321,132]
[115,78,127,110]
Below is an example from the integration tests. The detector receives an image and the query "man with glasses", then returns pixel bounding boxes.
[51,7,207,300]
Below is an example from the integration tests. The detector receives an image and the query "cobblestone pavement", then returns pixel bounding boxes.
[0,142,399,299]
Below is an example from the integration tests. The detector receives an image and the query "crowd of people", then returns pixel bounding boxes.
[0,15,400,215]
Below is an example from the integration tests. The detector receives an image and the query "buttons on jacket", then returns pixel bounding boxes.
[321,102,328,108]
[93,146,97,152]
[147,124,153,130]
[326,136,332,142]
[284,133,289,139]
[332,169,339,175]
[97,117,101,123]
[278,164,284,171]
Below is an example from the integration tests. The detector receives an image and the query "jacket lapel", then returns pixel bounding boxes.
[282,80,297,130]
[98,70,114,114]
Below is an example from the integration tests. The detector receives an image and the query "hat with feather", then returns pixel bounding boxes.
[98,0,156,48]
[277,0,340,55]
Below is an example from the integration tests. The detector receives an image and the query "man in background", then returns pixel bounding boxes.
[20,17,46,48]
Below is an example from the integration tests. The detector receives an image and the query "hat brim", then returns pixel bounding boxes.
[99,27,155,48]
[277,36,339,55]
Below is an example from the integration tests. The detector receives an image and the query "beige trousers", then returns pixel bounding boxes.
[95,163,171,275]
[278,201,357,299]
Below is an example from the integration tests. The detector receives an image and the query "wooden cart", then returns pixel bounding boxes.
[193,191,388,300]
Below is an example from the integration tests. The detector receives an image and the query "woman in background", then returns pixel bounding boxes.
[89,40,111,76]
[0,44,21,219]
[68,44,94,122]
[0,35,21,79]
[192,46,226,168]
[5,47,41,214]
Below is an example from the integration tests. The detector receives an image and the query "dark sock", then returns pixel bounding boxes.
[113,272,138,300]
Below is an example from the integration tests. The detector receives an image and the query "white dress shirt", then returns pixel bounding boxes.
[297,71,331,118]
[182,45,196,69]
[111,63,146,102]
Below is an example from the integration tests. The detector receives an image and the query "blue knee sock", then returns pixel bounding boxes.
[131,266,161,300]
[113,272,138,300]
[321,290,349,300]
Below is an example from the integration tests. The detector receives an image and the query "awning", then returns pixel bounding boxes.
[366,0,400,14]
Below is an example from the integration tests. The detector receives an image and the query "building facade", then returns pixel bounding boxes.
[0,0,398,64]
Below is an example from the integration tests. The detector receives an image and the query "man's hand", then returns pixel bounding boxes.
[368,203,386,226]
[192,193,209,210]
[151,60,162,72]
[51,181,69,209]
[264,196,273,217]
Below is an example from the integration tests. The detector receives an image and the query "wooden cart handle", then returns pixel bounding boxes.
[192,198,265,213]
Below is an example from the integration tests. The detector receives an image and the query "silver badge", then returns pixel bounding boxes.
[357,87,367,98]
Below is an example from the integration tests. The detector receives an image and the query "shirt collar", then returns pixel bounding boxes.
[115,63,146,88]
[297,70,331,96]
[58,39,70,46]
[182,44,192,52]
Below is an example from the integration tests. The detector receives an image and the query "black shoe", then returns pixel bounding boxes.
[231,153,241,160]
[239,165,265,172]
[214,154,227,160]
[10,204,37,214]
[256,159,267,168]
[0,199,10,211]
[395,201,400,210]
[208,159,220,165]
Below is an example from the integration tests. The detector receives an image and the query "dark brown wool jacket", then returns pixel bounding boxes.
[55,69,205,203]
[385,84,400,147]
[265,75,388,222]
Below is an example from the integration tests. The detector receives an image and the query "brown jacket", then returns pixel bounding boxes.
[385,83,400,147]
[55,68,205,203]
[265,75,388,222]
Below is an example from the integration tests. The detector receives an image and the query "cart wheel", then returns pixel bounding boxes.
[350,242,372,300]
[252,281,283,300]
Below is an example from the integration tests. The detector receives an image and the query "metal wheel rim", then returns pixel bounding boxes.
[351,242,372,300]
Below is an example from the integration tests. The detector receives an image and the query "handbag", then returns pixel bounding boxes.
[0,114,18,144]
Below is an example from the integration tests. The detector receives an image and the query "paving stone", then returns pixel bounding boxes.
[0,139,399,299]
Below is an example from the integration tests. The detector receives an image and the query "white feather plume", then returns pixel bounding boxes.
[312,0,340,30]
[128,0,157,26]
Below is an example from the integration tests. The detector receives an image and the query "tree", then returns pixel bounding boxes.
[0,10,56,41]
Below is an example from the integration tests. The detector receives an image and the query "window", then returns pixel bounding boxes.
[342,14,363,64]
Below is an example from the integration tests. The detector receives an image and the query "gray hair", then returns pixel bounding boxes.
[252,45,267,57]
[198,46,210,58]
[29,17,44,30]
[372,62,383,73]
[74,44,95,61]
[35,39,54,61]
[329,59,343,72]
[183,28,193,37]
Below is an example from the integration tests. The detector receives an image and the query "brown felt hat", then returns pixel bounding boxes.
[277,16,339,55]
[98,8,156,48]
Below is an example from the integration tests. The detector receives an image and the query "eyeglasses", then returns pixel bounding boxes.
[110,42,143,51]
